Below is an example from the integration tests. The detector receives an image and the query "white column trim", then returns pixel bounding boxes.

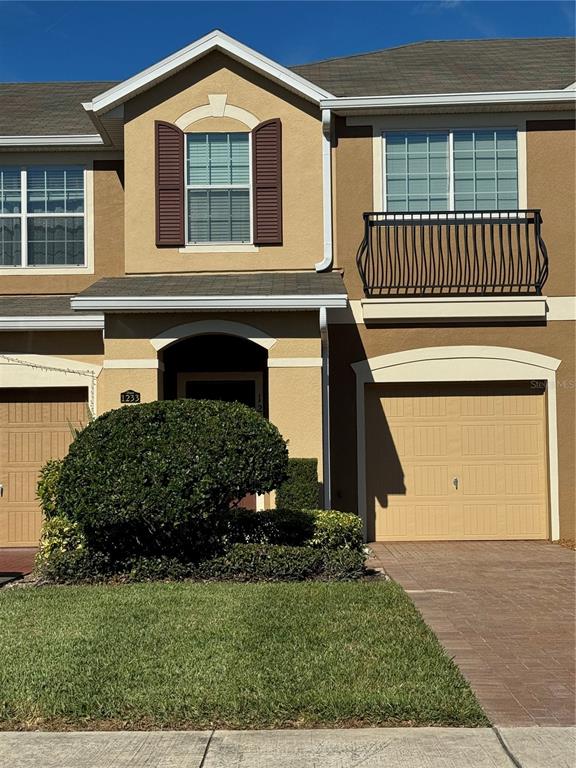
[267,357,322,367]
[352,345,561,541]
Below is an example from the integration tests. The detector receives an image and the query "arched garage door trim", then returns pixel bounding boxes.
[352,346,561,541]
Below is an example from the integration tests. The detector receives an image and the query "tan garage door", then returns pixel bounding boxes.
[366,382,549,541]
[0,388,89,547]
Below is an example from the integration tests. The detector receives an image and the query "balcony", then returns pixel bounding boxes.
[356,209,550,323]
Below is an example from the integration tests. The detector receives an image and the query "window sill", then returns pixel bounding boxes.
[179,244,260,254]
[0,265,92,276]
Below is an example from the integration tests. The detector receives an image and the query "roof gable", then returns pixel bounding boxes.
[86,30,333,115]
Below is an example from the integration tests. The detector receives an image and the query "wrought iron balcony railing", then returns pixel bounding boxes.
[356,210,549,298]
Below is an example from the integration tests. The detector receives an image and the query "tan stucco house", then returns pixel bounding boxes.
[1,31,574,546]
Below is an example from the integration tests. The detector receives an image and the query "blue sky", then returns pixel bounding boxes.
[0,1,574,82]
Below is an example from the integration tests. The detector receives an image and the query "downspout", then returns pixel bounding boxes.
[315,108,333,272]
[319,306,331,509]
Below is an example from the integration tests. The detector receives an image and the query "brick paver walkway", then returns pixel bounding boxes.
[0,548,36,579]
[368,541,576,726]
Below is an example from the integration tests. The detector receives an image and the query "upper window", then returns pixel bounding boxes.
[186,132,251,244]
[0,166,85,268]
[384,129,518,213]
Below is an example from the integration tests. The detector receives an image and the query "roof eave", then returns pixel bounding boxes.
[86,30,333,115]
[70,295,348,312]
[321,89,576,112]
[0,134,105,147]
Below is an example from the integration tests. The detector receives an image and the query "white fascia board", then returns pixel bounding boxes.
[321,89,576,111]
[86,30,333,114]
[70,295,348,311]
[361,296,547,323]
[0,315,104,330]
[0,134,105,147]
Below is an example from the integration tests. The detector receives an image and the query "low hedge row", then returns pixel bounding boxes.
[37,543,365,585]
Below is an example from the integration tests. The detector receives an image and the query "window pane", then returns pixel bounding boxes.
[187,189,250,243]
[386,132,448,212]
[453,130,517,211]
[27,167,84,214]
[27,216,84,265]
[187,133,249,186]
[0,168,21,214]
[0,218,21,265]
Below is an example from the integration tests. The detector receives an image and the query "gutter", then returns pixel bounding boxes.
[0,134,104,147]
[0,315,104,330]
[70,295,348,312]
[315,108,334,272]
[320,88,576,112]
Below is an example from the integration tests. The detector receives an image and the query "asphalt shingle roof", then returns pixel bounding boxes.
[0,81,117,136]
[0,38,573,137]
[291,38,576,97]
[0,294,76,316]
[75,272,347,299]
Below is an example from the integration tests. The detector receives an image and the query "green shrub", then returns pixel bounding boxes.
[36,548,112,584]
[55,399,288,560]
[224,508,316,547]
[35,515,86,572]
[198,543,365,582]
[308,510,364,552]
[36,459,65,519]
[123,556,194,582]
[275,458,320,510]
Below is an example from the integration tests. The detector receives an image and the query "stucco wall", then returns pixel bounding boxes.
[123,51,323,273]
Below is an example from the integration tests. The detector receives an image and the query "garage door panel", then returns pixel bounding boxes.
[0,388,88,548]
[367,382,549,541]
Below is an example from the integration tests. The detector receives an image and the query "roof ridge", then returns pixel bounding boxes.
[291,36,575,68]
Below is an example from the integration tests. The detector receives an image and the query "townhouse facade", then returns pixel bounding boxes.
[0,32,574,546]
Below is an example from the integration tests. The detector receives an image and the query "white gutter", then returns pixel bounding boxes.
[321,89,576,111]
[0,134,105,147]
[319,306,331,509]
[315,109,333,272]
[0,315,104,330]
[71,295,348,311]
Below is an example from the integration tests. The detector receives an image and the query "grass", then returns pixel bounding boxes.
[0,580,487,730]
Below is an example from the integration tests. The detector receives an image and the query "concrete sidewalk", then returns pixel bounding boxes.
[0,727,574,768]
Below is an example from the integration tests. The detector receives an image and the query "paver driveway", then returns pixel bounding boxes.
[368,541,576,726]
[0,548,36,586]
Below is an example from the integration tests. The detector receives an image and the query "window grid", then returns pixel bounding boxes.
[383,129,519,214]
[0,166,86,268]
[185,133,252,245]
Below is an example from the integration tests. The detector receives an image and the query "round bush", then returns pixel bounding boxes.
[56,399,288,559]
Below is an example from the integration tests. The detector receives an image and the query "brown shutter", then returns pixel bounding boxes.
[252,118,282,245]
[155,121,184,247]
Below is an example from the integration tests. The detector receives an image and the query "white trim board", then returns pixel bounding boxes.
[0,134,104,147]
[352,345,561,542]
[71,294,348,311]
[361,296,547,323]
[0,314,104,330]
[85,30,333,115]
[322,89,576,112]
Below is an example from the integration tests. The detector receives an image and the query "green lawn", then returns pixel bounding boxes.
[0,581,487,729]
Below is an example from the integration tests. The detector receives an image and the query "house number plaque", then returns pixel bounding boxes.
[120,390,141,404]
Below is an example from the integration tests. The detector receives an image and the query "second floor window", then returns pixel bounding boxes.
[0,166,85,268]
[384,129,518,213]
[186,132,251,244]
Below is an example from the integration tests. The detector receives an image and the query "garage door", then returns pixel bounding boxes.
[366,382,549,541]
[0,388,89,547]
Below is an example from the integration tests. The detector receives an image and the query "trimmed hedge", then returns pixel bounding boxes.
[275,458,319,511]
[55,399,288,560]
[36,544,365,584]
[308,510,364,552]
[200,543,365,582]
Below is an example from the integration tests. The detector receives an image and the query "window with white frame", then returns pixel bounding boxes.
[384,129,518,212]
[0,166,85,267]
[186,132,251,244]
